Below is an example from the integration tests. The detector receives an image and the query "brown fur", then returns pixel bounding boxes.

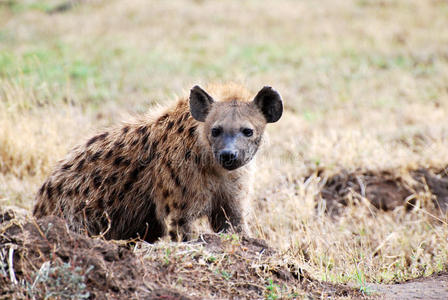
[33,83,282,242]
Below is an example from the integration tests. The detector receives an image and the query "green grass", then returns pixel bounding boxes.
[0,42,114,105]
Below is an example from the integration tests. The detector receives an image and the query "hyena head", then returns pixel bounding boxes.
[189,85,283,170]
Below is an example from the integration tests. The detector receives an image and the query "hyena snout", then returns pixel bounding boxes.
[217,149,239,170]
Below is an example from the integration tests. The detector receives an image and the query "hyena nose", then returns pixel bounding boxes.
[219,150,238,165]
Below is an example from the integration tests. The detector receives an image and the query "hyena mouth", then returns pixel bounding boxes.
[215,151,245,171]
[220,161,242,171]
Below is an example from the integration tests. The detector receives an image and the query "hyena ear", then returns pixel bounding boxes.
[253,86,283,123]
[189,85,215,122]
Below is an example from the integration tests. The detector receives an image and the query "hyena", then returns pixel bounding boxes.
[33,83,283,242]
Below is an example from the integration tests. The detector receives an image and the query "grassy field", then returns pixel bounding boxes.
[1,0,448,297]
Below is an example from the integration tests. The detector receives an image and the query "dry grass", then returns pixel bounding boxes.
[1,0,448,297]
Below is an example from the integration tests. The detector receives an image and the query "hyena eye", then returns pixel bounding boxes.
[242,128,253,137]
[211,127,222,137]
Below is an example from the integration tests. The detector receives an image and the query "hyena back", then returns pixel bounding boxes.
[33,83,283,242]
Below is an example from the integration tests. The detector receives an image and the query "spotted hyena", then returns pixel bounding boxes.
[33,83,283,242]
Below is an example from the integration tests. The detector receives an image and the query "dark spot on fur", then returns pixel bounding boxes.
[105,149,113,159]
[46,182,53,199]
[107,191,116,204]
[181,202,187,210]
[74,184,81,195]
[188,126,197,137]
[182,186,187,196]
[185,150,191,160]
[142,133,149,145]
[165,204,170,214]
[76,202,86,213]
[87,132,108,147]
[118,191,125,201]
[138,125,148,135]
[158,114,168,123]
[123,180,133,192]
[83,186,90,197]
[61,162,73,171]
[90,150,103,162]
[167,121,174,130]
[122,126,130,134]
[97,198,105,210]
[86,136,99,147]
[183,112,190,121]
[161,134,168,143]
[141,148,155,165]
[177,125,184,133]
[130,165,143,181]
[163,189,170,198]
[176,116,183,125]
[122,159,131,167]
[56,182,63,196]
[76,159,85,171]
[93,175,102,189]
[166,161,181,187]
[66,189,73,197]
[106,174,118,185]
[142,141,160,165]
[177,218,186,227]
[113,156,124,166]
[195,154,201,165]
[39,182,47,196]
[114,140,125,148]
[169,231,177,240]
[131,139,138,146]
[152,140,159,151]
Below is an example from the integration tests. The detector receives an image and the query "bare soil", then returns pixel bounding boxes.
[369,272,448,300]
[0,213,149,299]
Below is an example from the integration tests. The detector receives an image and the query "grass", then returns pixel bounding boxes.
[1,0,448,297]
[26,261,92,300]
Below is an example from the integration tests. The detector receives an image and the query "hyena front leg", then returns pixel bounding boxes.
[209,196,248,235]
[168,216,193,242]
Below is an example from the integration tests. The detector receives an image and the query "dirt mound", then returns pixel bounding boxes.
[319,167,448,214]
[0,211,186,299]
[0,210,365,299]
[137,233,364,299]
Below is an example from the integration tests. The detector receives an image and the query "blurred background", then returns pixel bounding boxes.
[1,0,448,285]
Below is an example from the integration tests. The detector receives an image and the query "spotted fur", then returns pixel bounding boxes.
[33,83,282,242]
